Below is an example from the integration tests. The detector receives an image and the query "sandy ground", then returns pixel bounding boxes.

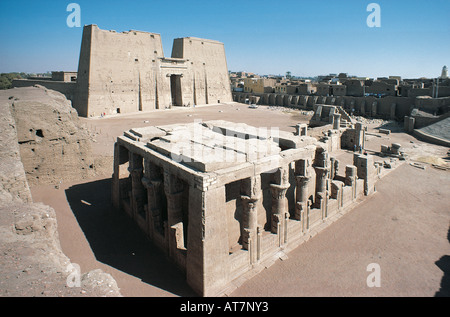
[30,103,450,297]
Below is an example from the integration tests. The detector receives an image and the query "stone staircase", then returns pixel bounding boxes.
[337,106,354,128]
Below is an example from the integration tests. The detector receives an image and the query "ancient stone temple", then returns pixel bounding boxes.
[73,24,232,117]
[111,120,378,296]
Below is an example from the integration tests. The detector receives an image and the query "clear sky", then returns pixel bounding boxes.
[1,0,449,78]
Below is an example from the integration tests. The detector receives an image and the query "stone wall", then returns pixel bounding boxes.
[0,91,32,205]
[6,86,99,187]
[233,92,415,120]
[73,25,232,117]
[12,80,76,102]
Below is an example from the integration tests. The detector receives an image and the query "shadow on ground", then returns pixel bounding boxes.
[65,178,196,297]
[435,226,450,297]
[374,121,404,133]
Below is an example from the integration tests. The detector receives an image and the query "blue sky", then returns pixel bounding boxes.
[0,0,449,78]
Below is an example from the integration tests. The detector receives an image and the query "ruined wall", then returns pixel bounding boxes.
[0,87,122,297]
[8,86,97,186]
[233,92,414,120]
[0,92,32,205]
[408,86,450,98]
[415,96,450,114]
[12,80,77,102]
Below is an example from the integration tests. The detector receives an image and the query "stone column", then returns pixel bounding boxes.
[270,183,290,243]
[129,153,145,220]
[294,175,311,222]
[240,175,261,263]
[295,175,311,233]
[333,113,341,130]
[355,122,364,151]
[345,165,358,200]
[314,166,328,201]
[112,143,129,211]
[333,158,339,179]
[142,160,165,236]
[112,143,121,211]
[150,178,164,222]
[142,178,153,218]
[241,196,259,264]
[330,157,336,180]
[241,197,258,249]
[269,167,290,238]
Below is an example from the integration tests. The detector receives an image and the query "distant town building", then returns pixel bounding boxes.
[51,71,77,82]
[316,83,346,96]
[274,83,288,94]
[243,77,276,94]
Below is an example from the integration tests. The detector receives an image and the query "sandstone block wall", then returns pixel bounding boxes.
[73,25,232,117]
[172,37,232,106]
[12,80,77,101]
[233,92,414,120]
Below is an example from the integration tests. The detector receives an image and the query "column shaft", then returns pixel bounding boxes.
[295,175,311,223]
[270,183,289,234]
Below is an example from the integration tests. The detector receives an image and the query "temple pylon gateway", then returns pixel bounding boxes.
[72,25,232,117]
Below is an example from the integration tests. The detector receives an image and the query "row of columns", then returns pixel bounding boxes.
[233,92,398,120]
[238,160,317,265]
[114,146,188,266]
[126,156,324,266]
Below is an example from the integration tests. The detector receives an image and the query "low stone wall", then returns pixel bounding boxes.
[233,92,414,121]
[413,129,450,147]
[12,79,77,101]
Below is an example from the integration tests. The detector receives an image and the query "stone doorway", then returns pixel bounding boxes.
[170,74,183,106]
